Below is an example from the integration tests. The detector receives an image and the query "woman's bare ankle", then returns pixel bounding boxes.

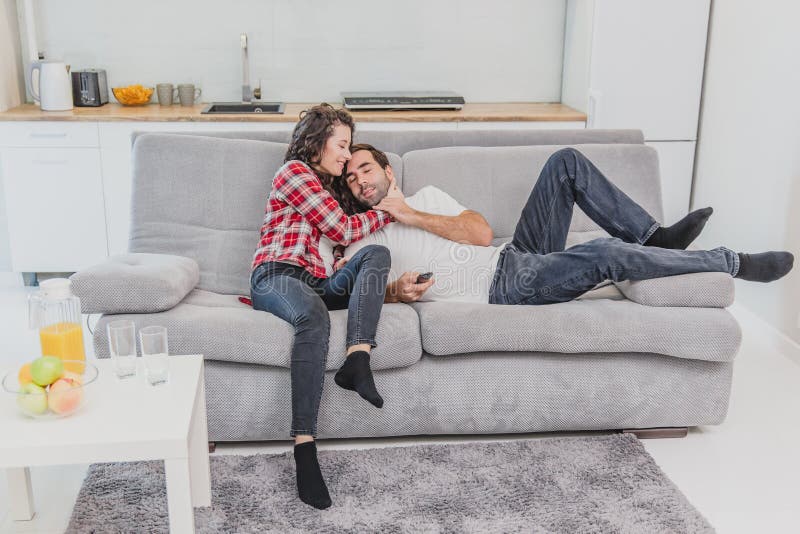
[346,343,371,356]
[295,434,314,445]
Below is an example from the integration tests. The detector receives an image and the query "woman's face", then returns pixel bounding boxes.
[315,123,352,176]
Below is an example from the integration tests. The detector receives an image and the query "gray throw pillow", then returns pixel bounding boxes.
[70,253,200,314]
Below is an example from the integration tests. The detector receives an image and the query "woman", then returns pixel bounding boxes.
[250,103,395,509]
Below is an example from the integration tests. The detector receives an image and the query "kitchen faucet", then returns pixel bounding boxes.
[241,33,261,103]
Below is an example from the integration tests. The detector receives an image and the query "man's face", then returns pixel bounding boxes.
[344,150,393,207]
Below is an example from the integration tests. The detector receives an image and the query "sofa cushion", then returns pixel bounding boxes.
[410,299,741,363]
[402,144,663,242]
[615,272,735,308]
[70,253,199,314]
[94,289,422,371]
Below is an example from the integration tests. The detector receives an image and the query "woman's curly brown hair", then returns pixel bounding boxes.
[285,103,354,165]
[285,103,365,213]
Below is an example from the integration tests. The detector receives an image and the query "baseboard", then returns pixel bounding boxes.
[729,302,800,367]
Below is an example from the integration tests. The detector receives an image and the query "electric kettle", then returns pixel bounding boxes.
[28,60,74,111]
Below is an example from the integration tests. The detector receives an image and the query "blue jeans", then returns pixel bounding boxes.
[489,148,739,305]
[250,244,391,437]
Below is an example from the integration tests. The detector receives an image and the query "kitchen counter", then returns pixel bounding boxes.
[0,103,585,123]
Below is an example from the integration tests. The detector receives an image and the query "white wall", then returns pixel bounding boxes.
[692,1,800,344]
[0,0,25,271]
[560,0,593,118]
[31,0,567,103]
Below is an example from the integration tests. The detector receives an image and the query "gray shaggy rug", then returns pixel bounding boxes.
[66,433,713,533]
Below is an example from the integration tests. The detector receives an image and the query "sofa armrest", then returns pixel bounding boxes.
[70,253,200,314]
[613,272,734,308]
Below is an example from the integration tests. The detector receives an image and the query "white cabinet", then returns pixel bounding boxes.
[0,122,99,148]
[562,0,710,218]
[1,146,108,271]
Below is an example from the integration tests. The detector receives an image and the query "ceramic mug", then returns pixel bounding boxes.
[156,83,178,106]
[177,84,201,106]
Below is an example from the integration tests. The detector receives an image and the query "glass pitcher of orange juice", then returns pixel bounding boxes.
[28,278,86,374]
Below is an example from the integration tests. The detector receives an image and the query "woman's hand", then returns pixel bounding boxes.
[374,197,417,224]
[375,176,417,223]
[384,173,403,199]
[333,256,350,272]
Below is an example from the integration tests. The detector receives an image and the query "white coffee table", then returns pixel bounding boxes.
[1,354,211,533]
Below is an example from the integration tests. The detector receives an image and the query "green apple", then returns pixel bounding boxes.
[30,356,64,386]
[17,382,48,415]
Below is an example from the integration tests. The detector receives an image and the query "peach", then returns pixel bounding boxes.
[62,370,84,385]
[47,377,83,414]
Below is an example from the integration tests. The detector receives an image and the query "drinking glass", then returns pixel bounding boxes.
[107,320,137,378]
[139,325,169,385]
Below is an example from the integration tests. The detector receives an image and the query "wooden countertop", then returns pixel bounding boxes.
[0,102,586,123]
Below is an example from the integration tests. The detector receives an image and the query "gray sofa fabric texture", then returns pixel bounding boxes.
[411,299,741,362]
[92,295,422,372]
[204,353,733,441]
[130,128,645,155]
[74,128,742,440]
[615,272,735,308]
[70,253,199,314]
[401,144,664,239]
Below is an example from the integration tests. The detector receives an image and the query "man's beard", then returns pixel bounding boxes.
[358,179,390,207]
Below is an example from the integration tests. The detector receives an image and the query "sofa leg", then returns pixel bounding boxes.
[208,442,216,453]
[622,427,689,439]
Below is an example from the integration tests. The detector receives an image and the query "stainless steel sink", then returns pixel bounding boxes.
[201,102,285,114]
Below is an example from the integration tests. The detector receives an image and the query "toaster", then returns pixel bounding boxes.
[71,69,109,107]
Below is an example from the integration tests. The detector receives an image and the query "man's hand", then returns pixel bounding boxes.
[385,271,435,303]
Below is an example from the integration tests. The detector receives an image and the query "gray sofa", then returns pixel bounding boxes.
[70,129,741,442]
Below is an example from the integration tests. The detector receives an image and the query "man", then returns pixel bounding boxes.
[330,144,793,305]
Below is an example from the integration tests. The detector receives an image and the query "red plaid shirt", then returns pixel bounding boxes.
[252,160,392,279]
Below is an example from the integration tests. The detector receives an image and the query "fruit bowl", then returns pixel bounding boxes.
[112,84,154,105]
[3,360,98,419]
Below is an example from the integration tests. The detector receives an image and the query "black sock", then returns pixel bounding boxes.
[334,350,384,408]
[645,207,713,249]
[294,441,331,510]
[735,251,794,282]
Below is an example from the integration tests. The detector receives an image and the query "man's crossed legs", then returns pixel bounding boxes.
[489,148,793,305]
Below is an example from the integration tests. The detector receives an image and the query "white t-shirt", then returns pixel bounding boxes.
[320,186,506,303]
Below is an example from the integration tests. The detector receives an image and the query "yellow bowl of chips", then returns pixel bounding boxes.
[112,84,154,105]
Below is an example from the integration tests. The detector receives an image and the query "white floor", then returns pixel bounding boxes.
[1,273,799,533]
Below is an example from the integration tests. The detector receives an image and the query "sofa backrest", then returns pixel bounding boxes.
[401,144,663,243]
[129,130,657,296]
[131,128,644,155]
[129,133,401,295]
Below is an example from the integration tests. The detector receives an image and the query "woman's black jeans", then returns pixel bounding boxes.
[250,244,391,437]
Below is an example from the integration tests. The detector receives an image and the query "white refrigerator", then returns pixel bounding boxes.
[562,0,711,224]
